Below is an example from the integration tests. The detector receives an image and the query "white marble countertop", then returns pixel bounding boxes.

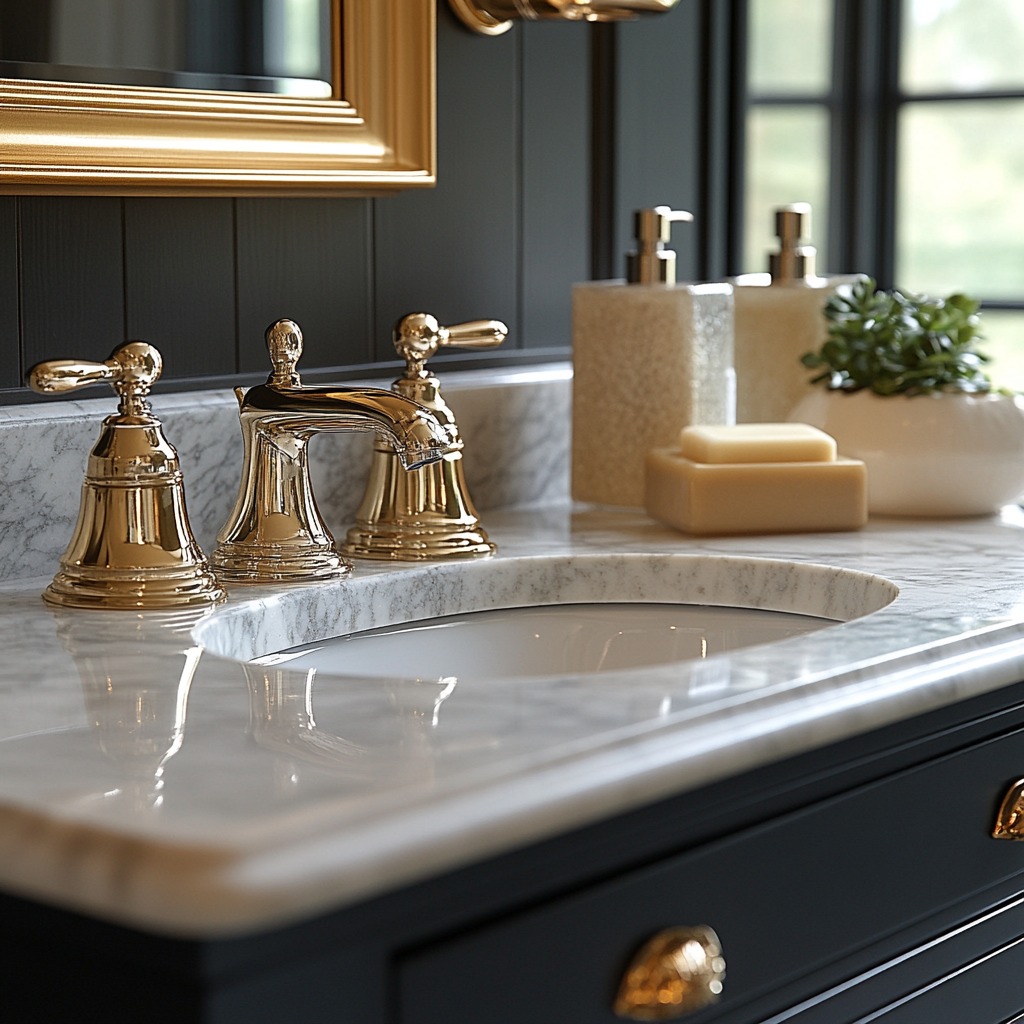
[4,501,1024,939]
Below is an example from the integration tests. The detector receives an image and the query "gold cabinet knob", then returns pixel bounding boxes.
[993,778,1024,839]
[613,925,726,1020]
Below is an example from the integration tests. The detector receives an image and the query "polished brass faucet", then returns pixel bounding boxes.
[27,343,225,610]
[210,319,458,584]
[343,312,507,560]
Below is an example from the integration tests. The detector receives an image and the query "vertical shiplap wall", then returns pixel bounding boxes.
[0,2,709,403]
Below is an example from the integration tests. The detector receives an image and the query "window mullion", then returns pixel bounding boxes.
[720,0,749,278]
[830,0,901,286]
[700,0,747,280]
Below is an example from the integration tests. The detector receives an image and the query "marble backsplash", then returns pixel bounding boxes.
[0,365,571,583]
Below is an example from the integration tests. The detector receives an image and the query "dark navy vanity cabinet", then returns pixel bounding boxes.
[6,680,1024,1024]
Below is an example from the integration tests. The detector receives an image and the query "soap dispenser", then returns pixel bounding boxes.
[571,206,734,507]
[26,343,225,609]
[732,203,860,423]
[342,312,507,560]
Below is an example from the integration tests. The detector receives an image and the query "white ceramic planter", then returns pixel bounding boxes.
[789,389,1024,517]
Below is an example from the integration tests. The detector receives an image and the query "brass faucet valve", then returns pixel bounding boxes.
[27,343,225,609]
[342,312,508,561]
[210,319,460,584]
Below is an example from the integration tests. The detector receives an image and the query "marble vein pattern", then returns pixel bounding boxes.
[6,367,1024,939]
[3,503,1024,937]
[0,367,571,581]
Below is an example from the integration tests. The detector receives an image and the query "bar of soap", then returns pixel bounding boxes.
[645,447,867,535]
[679,423,837,464]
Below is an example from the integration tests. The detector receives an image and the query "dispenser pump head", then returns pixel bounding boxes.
[769,203,817,283]
[627,206,694,285]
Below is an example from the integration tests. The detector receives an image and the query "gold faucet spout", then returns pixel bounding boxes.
[211,319,456,584]
[237,383,456,469]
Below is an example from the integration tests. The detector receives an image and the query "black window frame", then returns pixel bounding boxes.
[730,0,1024,322]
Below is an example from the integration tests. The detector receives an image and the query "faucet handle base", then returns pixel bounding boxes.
[210,542,352,584]
[44,563,225,611]
[343,522,495,562]
[342,445,495,562]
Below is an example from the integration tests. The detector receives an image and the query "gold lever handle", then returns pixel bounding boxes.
[28,359,118,394]
[993,779,1024,840]
[393,312,507,377]
[445,318,507,350]
[28,343,163,416]
[613,926,725,1021]
[25,340,223,609]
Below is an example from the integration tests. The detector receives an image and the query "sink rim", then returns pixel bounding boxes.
[194,552,900,671]
[256,600,844,680]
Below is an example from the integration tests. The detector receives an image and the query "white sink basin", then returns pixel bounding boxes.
[257,602,837,680]
[196,552,899,683]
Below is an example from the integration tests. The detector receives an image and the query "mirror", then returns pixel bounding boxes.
[0,0,435,194]
[0,1,335,98]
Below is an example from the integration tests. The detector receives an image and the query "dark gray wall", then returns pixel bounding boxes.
[0,2,713,402]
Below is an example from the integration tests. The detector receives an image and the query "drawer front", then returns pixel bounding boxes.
[854,934,1024,1024]
[399,727,1024,1024]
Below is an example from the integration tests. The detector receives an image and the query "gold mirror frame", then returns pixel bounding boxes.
[0,0,435,196]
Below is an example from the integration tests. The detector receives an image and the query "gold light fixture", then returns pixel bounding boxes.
[449,0,679,36]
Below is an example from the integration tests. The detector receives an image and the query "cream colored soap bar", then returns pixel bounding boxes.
[680,423,836,464]
[645,448,867,535]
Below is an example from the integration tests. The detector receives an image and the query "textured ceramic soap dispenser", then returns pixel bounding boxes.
[571,206,734,507]
[342,312,507,560]
[27,343,225,609]
[732,203,860,423]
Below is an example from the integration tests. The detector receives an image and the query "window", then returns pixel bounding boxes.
[743,0,834,273]
[741,0,1024,387]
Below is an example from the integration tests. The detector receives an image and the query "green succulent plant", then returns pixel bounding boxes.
[801,276,994,396]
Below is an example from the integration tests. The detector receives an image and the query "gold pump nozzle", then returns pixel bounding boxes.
[627,206,694,285]
[768,203,817,283]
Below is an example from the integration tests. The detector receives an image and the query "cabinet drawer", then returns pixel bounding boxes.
[849,927,1024,1023]
[399,727,1024,1023]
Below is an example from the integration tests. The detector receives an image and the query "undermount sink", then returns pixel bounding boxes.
[197,552,899,682]
[257,602,838,680]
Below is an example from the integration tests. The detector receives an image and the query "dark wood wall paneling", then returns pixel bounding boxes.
[125,199,237,380]
[1,2,712,404]
[612,2,705,283]
[374,7,521,358]
[0,199,18,389]
[19,197,125,374]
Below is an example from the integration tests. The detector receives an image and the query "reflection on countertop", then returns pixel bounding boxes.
[2,503,1024,937]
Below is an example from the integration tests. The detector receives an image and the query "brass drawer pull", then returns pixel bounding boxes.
[613,925,726,1020]
[993,779,1024,840]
